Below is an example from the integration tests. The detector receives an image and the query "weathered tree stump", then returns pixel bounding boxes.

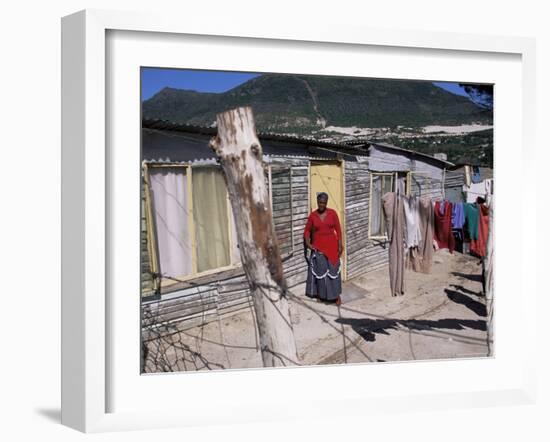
[484,198,494,356]
[210,106,299,367]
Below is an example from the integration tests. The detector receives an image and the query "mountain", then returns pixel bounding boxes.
[142,74,492,135]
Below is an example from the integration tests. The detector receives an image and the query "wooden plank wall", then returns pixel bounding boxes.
[412,174,444,200]
[141,158,310,340]
[345,162,373,279]
[344,162,393,279]
[344,158,446,280]
[141,155,448,339]
[141,178,156,298]
[444,168,464,188]
[444,168,464,203]
[272,158,310,289]
[271,168,293,255]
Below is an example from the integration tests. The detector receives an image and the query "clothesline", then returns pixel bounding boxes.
[381,191,491,297]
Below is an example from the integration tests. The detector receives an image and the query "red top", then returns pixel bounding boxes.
[433,200,455,253]
[303,208,342,265]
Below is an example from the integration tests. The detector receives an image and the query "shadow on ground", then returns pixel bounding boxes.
[335,316,487,343]
[449,284,483,297]
[452,271,483,283]
[445,289,487,317]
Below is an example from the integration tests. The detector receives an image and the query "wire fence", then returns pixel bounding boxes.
[141,268,492,373]
[141,169,492,373]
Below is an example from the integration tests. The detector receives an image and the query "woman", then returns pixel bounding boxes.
[303,192,343,304]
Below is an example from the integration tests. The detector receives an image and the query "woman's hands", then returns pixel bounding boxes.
[338,240,343,258]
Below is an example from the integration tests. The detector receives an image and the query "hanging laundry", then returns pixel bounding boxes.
[452,228,464,253]
[463,203,480,240]
[413,196,434,274]
[382,192,405,296]
[470,204,489,257]
[464,165,472,187]
[439,199,445,215]
[471,166,482,184]
[451,202,465,229]
[403,195,421,248]
[433,200,455,252]
[404,195,421,272]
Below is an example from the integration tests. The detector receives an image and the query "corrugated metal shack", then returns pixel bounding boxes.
[445,161,493,203]
[141,121,453,338]
[343,141,453,277]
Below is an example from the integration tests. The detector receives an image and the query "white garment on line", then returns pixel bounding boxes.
[403,195,421,249]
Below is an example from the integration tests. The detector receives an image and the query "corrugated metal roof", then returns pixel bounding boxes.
[143,154,337,165]
[142,119,368,154]
[369,142,455,167]
[142,126,353,163]
[447,165,493,179]
[450,156,490,168]
[142,119,458,167]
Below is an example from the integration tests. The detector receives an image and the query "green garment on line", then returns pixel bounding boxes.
[464,203,479,240]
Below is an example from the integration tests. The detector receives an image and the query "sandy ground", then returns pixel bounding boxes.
[320,124,492,137]
[422,124,493,134]
[143,248,490,373]
[322,126,378,136]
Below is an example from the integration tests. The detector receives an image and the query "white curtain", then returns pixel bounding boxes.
[149,167,192,280]
[371,175,382,236]
[396,175,406,195]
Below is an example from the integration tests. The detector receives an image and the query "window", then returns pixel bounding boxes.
[192,167,232,273]
[369,170,437,239]
[369,172,394,238]
[145,164,240,287]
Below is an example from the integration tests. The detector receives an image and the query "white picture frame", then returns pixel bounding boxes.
[61,9,537,433]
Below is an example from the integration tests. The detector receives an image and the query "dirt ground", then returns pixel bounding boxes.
[143,248,491,372]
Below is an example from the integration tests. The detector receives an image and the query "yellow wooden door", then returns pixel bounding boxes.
[309,162,346,280]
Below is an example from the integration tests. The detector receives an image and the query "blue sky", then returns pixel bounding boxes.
[141,68,260,100]
[141,67,469,100]
[432,82,469,97]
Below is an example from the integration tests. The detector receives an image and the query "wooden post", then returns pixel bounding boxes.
[210,107,299,367]
[483,197,494,356]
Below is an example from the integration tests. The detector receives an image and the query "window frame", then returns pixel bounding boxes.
[268,164,296,257]
[368,171,395,240]
[143,162,243,291]
[367,170,434,241]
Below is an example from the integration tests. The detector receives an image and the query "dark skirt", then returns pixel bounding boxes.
[305,250,342,301]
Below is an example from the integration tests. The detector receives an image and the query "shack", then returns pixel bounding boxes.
[444,160,494,203]
[141,120,453,337]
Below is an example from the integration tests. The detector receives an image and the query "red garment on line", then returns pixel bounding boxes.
[470,204,489,258]
[433,201,455,253]
[303,208,342,265]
